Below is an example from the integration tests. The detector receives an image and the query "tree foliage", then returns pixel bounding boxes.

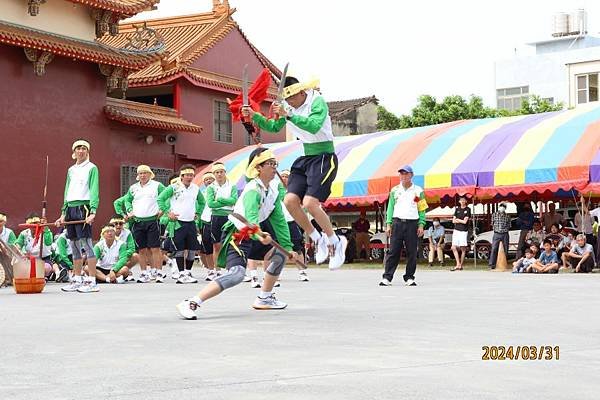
[377,94,564,130]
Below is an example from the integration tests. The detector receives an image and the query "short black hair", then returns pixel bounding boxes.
[27,212,40,219]
[550,223,559,230]
[284,76,299,88]
[543,239,552,246]
[167,173,179,183]
[248,147,269,166]
[524,248,533,254]
[179,164,196,174]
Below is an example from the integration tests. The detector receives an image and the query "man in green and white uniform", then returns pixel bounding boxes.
[0,212,17,245]
[16,215,53,262]
[198,172,217,281]
[242,76,346,270]
[123,165,166,283]
[158,164,205,284]
[111,216,137,282]
[176,148,298,319]
[91,225,130,284]
[55,139,100,293]
[206,163,238,268]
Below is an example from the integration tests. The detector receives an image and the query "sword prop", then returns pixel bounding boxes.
[230,213,307,269]
[19,220,86,229]
[241,64,249,123]
[39,155,49,261]
[270,62,289,119]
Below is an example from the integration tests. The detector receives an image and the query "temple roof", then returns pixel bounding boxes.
[0,19,163,70]
[104,97,202,132]
[99,8,281,89]
[68,0,160,17]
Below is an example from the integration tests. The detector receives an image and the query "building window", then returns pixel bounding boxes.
[576,73,599,104]
[214,100,232,143]
[496,86,529,111]
[120,165,173,195]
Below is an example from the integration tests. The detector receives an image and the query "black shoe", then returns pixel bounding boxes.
[56,268,70,283]
[48,272,56,282]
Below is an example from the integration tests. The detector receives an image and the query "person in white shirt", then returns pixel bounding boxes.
[158,164,205,284]
[380,165,428,287]
[89,225,130,283]
[55,139,100,293]
[198,172,217,281]
[123,165,166,283]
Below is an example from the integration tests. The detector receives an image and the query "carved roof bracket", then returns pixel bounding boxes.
[24,47,54,76]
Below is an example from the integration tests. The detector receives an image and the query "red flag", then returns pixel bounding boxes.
[229,68,272,122]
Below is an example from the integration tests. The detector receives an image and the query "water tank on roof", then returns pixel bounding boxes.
[569,9,587,35]
[552,12,569,37]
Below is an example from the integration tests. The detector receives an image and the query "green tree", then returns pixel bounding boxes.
[377,94,564,130]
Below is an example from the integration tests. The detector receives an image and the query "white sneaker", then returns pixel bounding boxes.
[314,233,329,264]
[177,271,198,284]
[149,269,158,281]
[125,273,135,282]
[328,236,347,270]
[243,274,252,282]
[405,279,417,286]
[379,278,392,286]
[205,270,215,281]
[169,259,178,276]
[176,299,199,320]
[137,272,151,283]
[298,271,309,282]
[252,294,287,310]
[155,271,167,283]
[250,276,261,288]
[61,280,82,292]
[77,280,99,293]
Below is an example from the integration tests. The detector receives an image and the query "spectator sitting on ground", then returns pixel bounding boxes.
[545,224,563,249]
[512,247,537,273]
[531,239,559,274]
[86,225,130,283]
[561,234,595,273]
[523,220,545,251]
[529,243,540,258]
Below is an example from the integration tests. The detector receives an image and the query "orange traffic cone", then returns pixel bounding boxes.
[494,241,509,271]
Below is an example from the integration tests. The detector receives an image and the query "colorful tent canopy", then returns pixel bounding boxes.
[194,103,600,206]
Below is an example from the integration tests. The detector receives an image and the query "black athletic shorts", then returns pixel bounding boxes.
[173,221,201,252]
[97,266,113,276]
[287,153,338,203]
[161,237,176,254]
[211,215,229,244]
[132,219,161,249]
[288,221,304,252]
[200,222,213,254]
[248,220,276,261]
[65,205,92,240]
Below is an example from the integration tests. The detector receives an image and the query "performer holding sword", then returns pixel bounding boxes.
[241,70,346,270]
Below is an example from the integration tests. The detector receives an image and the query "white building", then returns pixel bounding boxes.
[495,10,600,110]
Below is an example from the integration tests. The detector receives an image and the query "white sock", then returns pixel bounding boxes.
[116,276,124,283]
[151,268,157,274]
[105,276,111,283]
[250,269,258,278]
[328,234,340,245]
[309,230,321,242]
[259,291,271,299]
[73,275,83,283]
[90,276,96,284]
[190,296,203,305]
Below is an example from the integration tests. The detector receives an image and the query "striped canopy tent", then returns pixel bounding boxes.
[194,103,600,206]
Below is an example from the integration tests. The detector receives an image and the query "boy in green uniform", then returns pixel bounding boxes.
[241,76,346,270]
[176,148,298,319]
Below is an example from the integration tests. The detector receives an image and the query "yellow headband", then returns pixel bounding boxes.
[0,213,6,222]
[72,140,90,152]
[283,78,320,99]
[26,217,41,224]
[180,168,195,176]
[136,164,155,180]
[170,177,181,185]
[203,172,216,182]
[211,163,226,173]
[101,225,116,236]
[281,169,290,177]
[245,149,276,179]
[109,217,124,224]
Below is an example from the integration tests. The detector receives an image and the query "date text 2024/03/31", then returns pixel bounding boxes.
[482,346,560,360]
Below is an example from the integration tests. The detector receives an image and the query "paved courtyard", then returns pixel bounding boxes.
[1,268,599,400]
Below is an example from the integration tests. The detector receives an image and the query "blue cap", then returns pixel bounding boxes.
[398,165,413,174]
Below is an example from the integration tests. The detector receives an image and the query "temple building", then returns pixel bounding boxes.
[0,0,282,230]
